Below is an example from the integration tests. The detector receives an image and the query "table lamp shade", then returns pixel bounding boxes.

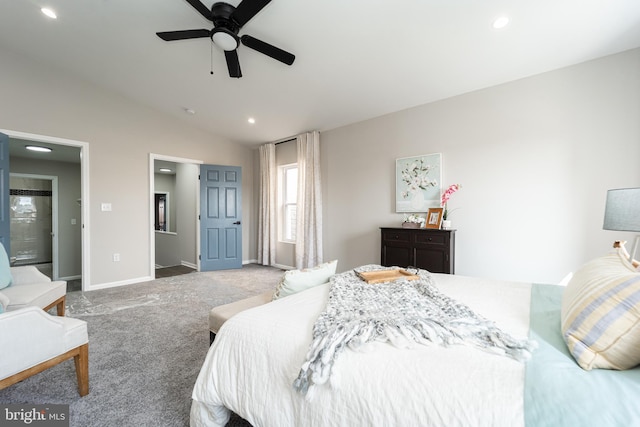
[603,188,640,232]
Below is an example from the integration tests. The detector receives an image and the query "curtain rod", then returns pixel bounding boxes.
[274,137,296,145]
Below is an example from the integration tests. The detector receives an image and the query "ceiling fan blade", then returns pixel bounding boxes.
[224,50,242,78]
[157,29,210,41]
[185,0,212,20]
[231,0,272,27]
[240,35,295,65]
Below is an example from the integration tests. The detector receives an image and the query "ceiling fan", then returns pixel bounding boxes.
[156,0,295,78]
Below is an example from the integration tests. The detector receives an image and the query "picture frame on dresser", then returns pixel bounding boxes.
[425,208,443,229]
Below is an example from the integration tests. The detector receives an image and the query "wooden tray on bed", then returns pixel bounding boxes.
[355,269,419,284]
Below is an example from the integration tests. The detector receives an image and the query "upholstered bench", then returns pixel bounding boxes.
[209,291,272,345]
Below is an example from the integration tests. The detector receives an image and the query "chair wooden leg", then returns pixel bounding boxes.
[43,296,66,316]
[56,297,66,316]
[74,343,89,396]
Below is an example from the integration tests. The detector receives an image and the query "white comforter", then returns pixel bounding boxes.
[191,273,532,427]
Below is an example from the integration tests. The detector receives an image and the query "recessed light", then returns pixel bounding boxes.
[492,15,509,29]
[25,145,52,153]
[41,8,57,19]
[159,168,172,173]
[248,117,256,124]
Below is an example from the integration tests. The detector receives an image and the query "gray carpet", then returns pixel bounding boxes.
[0,264,285,427]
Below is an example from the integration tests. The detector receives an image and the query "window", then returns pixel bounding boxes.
[279,164,298,242]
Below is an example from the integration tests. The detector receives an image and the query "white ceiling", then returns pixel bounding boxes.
[1,0,640,146]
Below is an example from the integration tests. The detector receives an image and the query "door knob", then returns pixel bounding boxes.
[233,221,241,225]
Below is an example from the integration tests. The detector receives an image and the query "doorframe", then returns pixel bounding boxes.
[149,153,202,278]
[10,173,59,279]
[0,129,90,290]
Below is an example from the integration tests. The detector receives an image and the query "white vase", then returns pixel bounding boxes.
[441,220,452,230]
[410,191,425,210]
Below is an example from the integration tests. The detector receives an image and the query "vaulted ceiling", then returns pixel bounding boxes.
[1,0,639,146]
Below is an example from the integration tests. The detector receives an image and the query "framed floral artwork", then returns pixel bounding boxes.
[395,153,442,212]
[425,207,443,229]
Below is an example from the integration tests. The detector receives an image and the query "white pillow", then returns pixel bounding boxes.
[0,291,9,313]
[272,260,338,300]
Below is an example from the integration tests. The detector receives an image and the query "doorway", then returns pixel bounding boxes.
[1,129,89,290]
[150,154,202,278]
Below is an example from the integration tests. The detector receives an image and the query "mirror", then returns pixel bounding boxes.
[154,192,168,231]
[154,160,176,233]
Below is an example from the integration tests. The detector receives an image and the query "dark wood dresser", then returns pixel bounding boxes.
[380,227,456,274]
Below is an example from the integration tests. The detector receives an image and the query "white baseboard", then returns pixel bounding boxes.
[181,260,197,270]
[243,259,258,265]
[58,274,81,281]
[272,263,294,270]
[85,275,154,291]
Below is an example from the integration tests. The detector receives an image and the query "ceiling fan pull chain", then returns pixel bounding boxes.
[210,40,214,75]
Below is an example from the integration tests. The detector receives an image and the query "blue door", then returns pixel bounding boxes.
[200,165,242,270]
[0,133,9,254]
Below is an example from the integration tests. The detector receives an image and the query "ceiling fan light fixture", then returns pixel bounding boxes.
[211,28,239,51]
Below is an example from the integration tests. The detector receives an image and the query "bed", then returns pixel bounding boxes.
[190,269,640,427]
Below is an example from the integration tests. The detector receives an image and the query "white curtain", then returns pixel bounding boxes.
[258,143,276,266]
[295,131,323,269]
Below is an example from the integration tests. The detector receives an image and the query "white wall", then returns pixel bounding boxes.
[4,42,639,287]
[322,48,640,284]
[176,162,199,267]
[0,45,255,289]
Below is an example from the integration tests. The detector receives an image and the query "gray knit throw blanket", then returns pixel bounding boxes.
[293,265,536,396]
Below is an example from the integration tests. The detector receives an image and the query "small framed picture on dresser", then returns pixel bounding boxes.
[425,208,443,229]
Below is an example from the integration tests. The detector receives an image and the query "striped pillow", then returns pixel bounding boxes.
[561,249,640,370]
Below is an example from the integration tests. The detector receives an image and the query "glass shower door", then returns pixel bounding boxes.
[9,177,52,266]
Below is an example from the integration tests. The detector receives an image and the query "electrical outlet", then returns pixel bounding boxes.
[113,253,120,262]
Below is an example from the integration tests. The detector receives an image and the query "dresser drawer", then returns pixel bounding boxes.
[414,233,447,246]
[381,230,412,243]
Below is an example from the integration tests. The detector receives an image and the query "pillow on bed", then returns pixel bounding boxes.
[272,260,338,300]
[0,243,13,290]
[0,291,9,313]
[561,248,640,371]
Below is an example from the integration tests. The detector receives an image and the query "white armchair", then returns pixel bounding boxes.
[0,306,89,396]
[1,266,67,315]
